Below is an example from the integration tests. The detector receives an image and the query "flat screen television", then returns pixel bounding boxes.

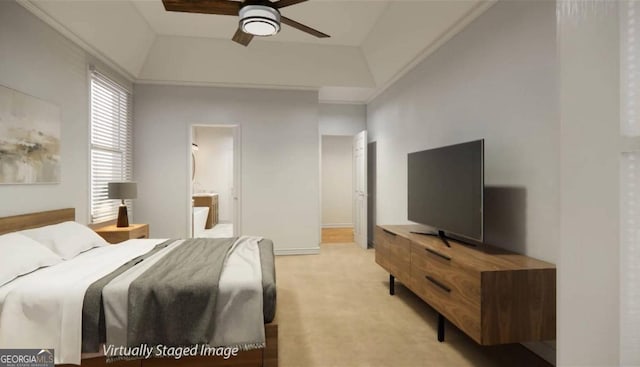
[408,139,484,242]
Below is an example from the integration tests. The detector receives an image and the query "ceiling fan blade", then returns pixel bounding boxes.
[162,0,241,16]
[232,27,254,46]
[280,16,330,38]
[272,0,308,9]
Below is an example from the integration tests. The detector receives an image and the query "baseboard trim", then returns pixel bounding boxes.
[274,247,320,256]
[522,341,556,366]
[321,223,353,229]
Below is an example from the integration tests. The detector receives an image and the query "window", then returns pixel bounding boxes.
[89,68,133,224]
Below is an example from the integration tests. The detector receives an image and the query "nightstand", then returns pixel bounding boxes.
[94,223,149,244]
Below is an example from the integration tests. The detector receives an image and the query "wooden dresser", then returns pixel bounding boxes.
[375,224,556,345]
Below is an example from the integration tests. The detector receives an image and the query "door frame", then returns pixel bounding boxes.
[187,124,242,237]
[353,130,368,248]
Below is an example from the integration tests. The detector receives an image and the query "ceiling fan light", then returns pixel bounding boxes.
[239,5,281,36]
[243,19,279,36]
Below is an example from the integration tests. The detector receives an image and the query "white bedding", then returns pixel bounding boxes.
[211,236,264,349]
[0,236,265,365]
[0,239,161,365]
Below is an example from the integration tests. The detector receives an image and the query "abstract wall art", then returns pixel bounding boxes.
[0,85,61,184]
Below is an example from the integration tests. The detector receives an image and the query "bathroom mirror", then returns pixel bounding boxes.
[192,152,196,181]
[191,143,198,181]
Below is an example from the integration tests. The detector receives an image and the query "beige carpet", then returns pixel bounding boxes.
[275,243,553,367]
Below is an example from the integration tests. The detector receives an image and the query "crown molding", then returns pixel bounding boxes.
[135,78,320,93]
[318,99,367,105]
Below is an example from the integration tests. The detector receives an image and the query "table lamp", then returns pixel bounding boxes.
[108,182,137,227]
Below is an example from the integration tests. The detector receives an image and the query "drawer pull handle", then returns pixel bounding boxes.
[425,276,451,293]
[425,248,451,261]
[383,229,397,236]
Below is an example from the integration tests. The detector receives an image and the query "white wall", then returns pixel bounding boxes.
[366,1,558,361]
[0,1,129,223]
[361,1,483,86]
[319,103,366,136]
[368,0,558,262]
[557,1,620,365]
[321,136,353,227]
[134,85,320,254]
[193,127,234,223]
[28,0,155,78]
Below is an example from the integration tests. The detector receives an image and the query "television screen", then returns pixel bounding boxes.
[408,139,484,241]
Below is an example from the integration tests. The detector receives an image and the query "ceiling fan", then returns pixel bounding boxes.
[162,0,330,47]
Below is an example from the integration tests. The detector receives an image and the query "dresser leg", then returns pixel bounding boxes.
[389,274,395,295]
[438,313,445,342]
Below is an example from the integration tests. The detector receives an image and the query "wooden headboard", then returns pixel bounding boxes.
[0,208,75,235]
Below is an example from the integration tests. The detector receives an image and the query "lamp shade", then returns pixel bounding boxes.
[108,182,137,200]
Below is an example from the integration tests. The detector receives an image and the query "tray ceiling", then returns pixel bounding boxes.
[132,0,389,46]
[23,0,493,102]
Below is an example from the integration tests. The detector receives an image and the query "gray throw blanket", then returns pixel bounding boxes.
[127,237,236,347]
[81,240,175,353]
[81,237,277,355]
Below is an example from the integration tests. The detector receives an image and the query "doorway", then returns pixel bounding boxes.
[321,135,355,243]
[189,125,241,238]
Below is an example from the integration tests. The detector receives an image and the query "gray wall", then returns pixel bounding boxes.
[0,1,129,223]
[133,85,320,254]
[319,103,366,136]
[368,1,558,262]
[366,0,558,361]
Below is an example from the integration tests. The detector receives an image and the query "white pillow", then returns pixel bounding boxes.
[0,232,63,286]
[21,221,108,260]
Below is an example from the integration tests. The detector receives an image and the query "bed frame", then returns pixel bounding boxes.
[0,208,278,367]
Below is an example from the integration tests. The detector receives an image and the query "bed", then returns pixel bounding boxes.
[0,208,278,367]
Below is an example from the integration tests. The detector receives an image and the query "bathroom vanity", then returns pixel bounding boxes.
[193,193,219,229]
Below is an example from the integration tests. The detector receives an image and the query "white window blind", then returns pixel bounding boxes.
[621,1,640,365]
[90,68,133,224]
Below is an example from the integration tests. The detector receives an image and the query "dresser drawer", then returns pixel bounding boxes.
[412,266,481,343]
[411,242,482,342]
[375,253,409,284]
[375,226,411,283]
[411,242,481,307]
[375,227,410,260]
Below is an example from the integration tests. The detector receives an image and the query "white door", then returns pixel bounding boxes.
[353,130,367,249]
